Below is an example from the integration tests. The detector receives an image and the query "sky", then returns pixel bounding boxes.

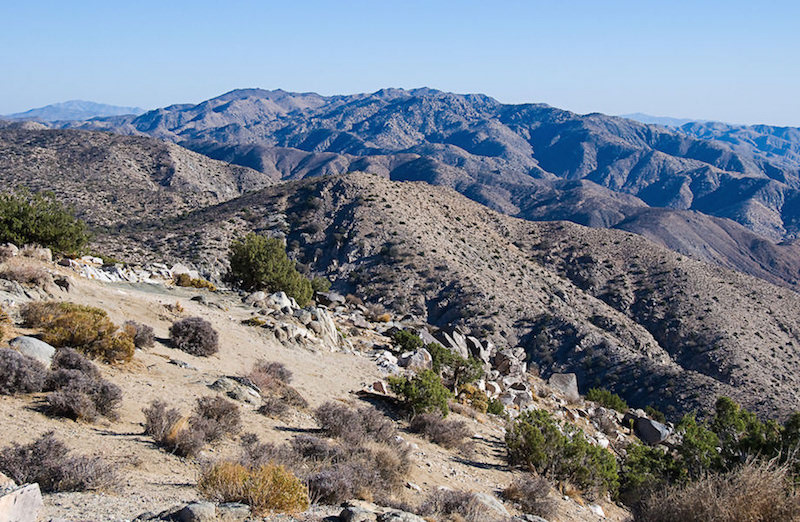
[1,1,799,126]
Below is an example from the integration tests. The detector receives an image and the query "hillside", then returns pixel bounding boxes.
[93,172,800,421]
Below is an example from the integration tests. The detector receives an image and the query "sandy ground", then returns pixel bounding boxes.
[0,263,628,521]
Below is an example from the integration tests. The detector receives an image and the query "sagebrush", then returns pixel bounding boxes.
[169,316,219,356]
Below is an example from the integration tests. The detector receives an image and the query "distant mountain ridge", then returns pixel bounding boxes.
[5,100,145,121]
[621,112,703,127]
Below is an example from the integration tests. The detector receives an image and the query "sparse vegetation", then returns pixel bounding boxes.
[314,401,396,445]
[418,489,503,522]
[634,459,800,522]
[389,369,453,417]
[21,301,135,364]
[503,475,558,519]
[123,320,155,349]
[198,461,310,515]
[228,233,313,306]
[248,360,307,414]
[0,432,116,492]
[0,188,89,254]
[169,316,219,356]
[174,272,216,291]
[506,409,619,495]
[586,387,628,413]
[0,263,52,288]
[0,348,47,395]
[409,413,472,450]
[143,396,241,457]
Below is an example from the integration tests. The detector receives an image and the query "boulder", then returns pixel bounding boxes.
[633,417,671,445]
[485,381,502,398]
[466,336,492,364]
[176,501,217,522]
[0,484,43,522]
[398,348,433,370]
[9,337,55,368]
[243,291,266,305]
[315,291,345,306]
[548,373,581,403]
[417,328,438,346]
[0,472,15,490]
[493,349,520,375]
[216,502,251,521]
[471,492,510,519]
[267,291,293,310]
[170,263,200,280]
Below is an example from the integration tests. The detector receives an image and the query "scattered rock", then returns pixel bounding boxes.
[9,336,55,368]
[632,416,671,445]
[216,502,251,521]
[0,483,43,522]
[316,291,345,306]
[176,501,217,522]
[398,348,432,370]
[588,503,605,517]
[244,291,266,305]
[471,492,510,519]
[548,373,581,403]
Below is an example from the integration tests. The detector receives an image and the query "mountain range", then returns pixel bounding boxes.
[4,100,145,122]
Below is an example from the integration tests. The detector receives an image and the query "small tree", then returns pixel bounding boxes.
[0,188,89,253]
[389,369,452,417]
[228,234,313,306]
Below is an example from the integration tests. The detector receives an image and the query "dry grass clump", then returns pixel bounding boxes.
[0,304,9,339]
[313,401,397,445]
[0,432,116,492]
[249,360,307,416]
[169,316,219,356]
[0,348,47,394]
[418,489,505,522]
[409,413,472,450]
[123,320,155,349]
[198,461,309,515]
[635,459,800,522]
[241,429,412,506]
[0,263,52,288]
[143,396,241,457]
[19,245,52,261]
[43,348,122,421]
[0,243,16,263]
[174,273,217,291]
[21,301,134,364]
[503,475,557,519]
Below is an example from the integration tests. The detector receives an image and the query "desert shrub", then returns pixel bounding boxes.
[644,405,666,423]
[389,369,453,417]
[618,442,686,507]
[409,413,472,450]
[503,475,557,518]
[0,348,47,394]
[0,432,115,492]
[20,301,135,364]
[123,321,155,349]
[458,384,489,413]
[169,316,219,356]
[506,409,619,495]
[0,305,8,339]
[239,431,411,506]
[0,244,15,263]
[634,459,800,522]
[174,273,217,291]
[142,397,240,457]
[0,189,89,254]
[0,264,52,287]
[418,489,504,522]
[198,460,309,515]
[258,397,289,418]
[192,396,241,442]
[228,233,313,306]
[142,401,205,457]
[391,330,423,352]
[586,387,628,413]
[249,359,293,386]
[42,349,122,421]
[310,276,331,293]
[314,401,397,445]
[487,397,505,416]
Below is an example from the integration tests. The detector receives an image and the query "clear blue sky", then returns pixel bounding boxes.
[2,1,799,125]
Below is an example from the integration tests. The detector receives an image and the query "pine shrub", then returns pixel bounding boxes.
[0,189,89,254]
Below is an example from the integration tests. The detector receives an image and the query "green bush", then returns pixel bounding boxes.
[644,405,666,423]
[487,396,505,416]
[310,276,331,293]
[586,388,628,413]
[618,443,686,507]
[228,234,313,306]
[506,409,619,495]
[391,330,423,352]
[426,342,483,393]
[0,189,89,254]
[388,369,452,417]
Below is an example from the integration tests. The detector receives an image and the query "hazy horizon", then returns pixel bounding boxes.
[2,1,799,126]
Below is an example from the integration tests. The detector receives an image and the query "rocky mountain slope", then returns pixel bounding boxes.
[86,172,800,422]
[57,87,800,242]
[0,127,273,227]
[6,124,800,295]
